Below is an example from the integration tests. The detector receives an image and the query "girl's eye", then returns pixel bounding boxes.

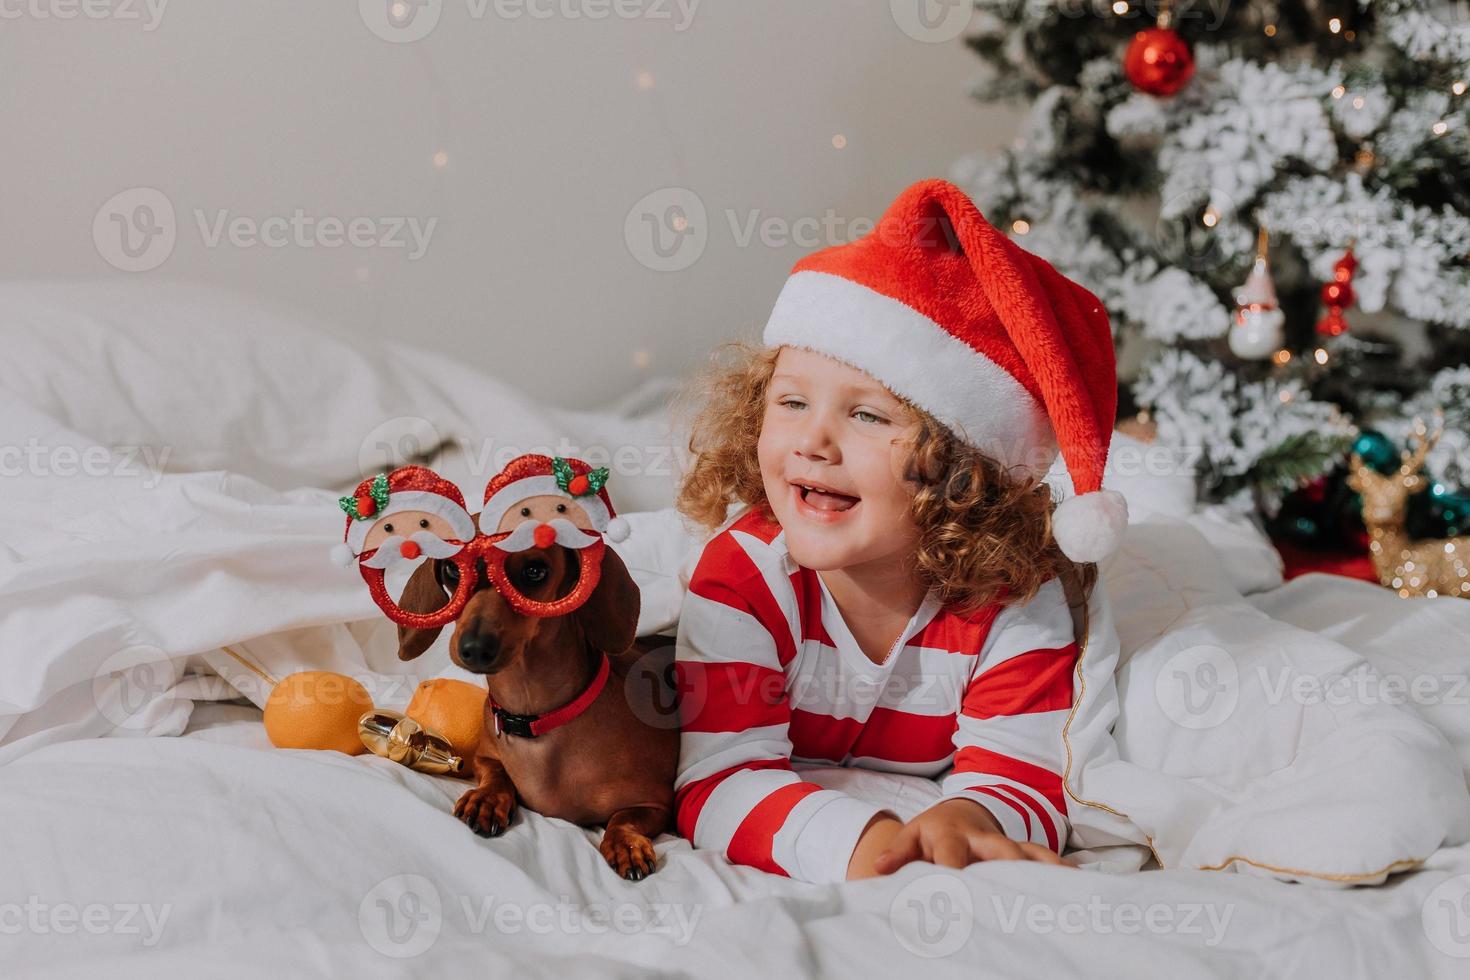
[778,398,806,411]
[854,410,885,425]
[520,506,531,517]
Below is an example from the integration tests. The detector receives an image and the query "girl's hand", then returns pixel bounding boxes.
[873,799,1071,874]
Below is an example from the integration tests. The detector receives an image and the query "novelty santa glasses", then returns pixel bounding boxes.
[331,455,630,626]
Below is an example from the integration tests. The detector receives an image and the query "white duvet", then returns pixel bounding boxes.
[3,282,1470,976]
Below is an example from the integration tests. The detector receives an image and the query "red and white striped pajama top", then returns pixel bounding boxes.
[673,507,1080,884]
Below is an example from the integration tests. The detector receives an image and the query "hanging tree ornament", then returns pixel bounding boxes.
[1124,0,1195,97]
[1314,244,1358,362]
[1229,226,1287,360]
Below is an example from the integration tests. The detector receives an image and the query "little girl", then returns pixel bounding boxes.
[670,179,1129,884]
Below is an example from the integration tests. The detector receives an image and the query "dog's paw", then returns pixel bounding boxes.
[600,830,659,880]
[454,784,517,838]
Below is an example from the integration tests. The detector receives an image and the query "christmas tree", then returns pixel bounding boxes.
[951,0,1470,528]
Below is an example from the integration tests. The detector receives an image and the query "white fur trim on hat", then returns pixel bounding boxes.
[481,475,613,535]
[1051,489,1128,563]
[605,515,630,543]
[763,270,1059,477]
[344,489,476,555]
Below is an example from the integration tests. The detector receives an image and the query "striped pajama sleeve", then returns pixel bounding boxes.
[672,531,890,884]
[930,577,1079,854]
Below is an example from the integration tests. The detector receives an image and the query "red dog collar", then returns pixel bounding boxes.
[489,652,610,739]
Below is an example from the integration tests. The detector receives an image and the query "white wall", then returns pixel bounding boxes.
[1,0,1019,408]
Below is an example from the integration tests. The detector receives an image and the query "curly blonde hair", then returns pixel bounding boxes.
[674,340,1097,618]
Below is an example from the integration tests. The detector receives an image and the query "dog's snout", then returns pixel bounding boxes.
[456,631,501,671]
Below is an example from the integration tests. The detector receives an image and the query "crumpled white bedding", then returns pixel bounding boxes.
[4,281,1470,975]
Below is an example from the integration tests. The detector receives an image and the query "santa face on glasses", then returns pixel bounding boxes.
[331,466,477,571]
[479,455,630,554]
[359,510,468,569]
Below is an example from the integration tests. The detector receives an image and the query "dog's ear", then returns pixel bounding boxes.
[396,560,447,661]
[574,545,640,657]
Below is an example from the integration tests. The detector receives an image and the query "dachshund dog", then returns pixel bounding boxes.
[395,533,679,880]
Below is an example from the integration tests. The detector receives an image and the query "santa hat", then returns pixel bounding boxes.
[332,465,476,567]
[480,454,630,544]
[762,178,1127,562]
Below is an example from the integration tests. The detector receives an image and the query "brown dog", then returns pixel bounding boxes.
[395,538,679,880]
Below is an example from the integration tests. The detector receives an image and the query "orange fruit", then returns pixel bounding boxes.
[263,671,374,755]
[405,678,487,762]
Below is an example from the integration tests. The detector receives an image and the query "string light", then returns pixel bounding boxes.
[1314,347,1330,365]
[1264,24,1276,37]
[1279,389,1294,403]
[1332,85,1346,99]
[1328,17,1341,34]
[1453,80,1467,96]
[1111,0,1128,13]
[432,150,449,169]
[635,70,655,90]
[1273,348,1292,365]
[632,350,652,369]
[1202,207,1219,228]
[1433,120,1450,136]
[1012,218,1030,235]
[831,134,847,149]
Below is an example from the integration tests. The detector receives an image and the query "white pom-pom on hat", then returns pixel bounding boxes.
[605,515,630,543]
[330,542,357,568]
[1051,489,1128,563]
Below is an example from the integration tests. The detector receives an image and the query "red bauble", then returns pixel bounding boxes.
[1124,27,1195,97]
[1320,279,1355,308]
[355,495,374,518]
[568,474,589,496]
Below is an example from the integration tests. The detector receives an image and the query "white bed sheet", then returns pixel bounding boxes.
[3,700,1468,978]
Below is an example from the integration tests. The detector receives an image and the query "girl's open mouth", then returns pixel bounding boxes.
[792,482,861,521]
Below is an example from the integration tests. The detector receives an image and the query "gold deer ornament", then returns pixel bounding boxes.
[1347,414,1470,599]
